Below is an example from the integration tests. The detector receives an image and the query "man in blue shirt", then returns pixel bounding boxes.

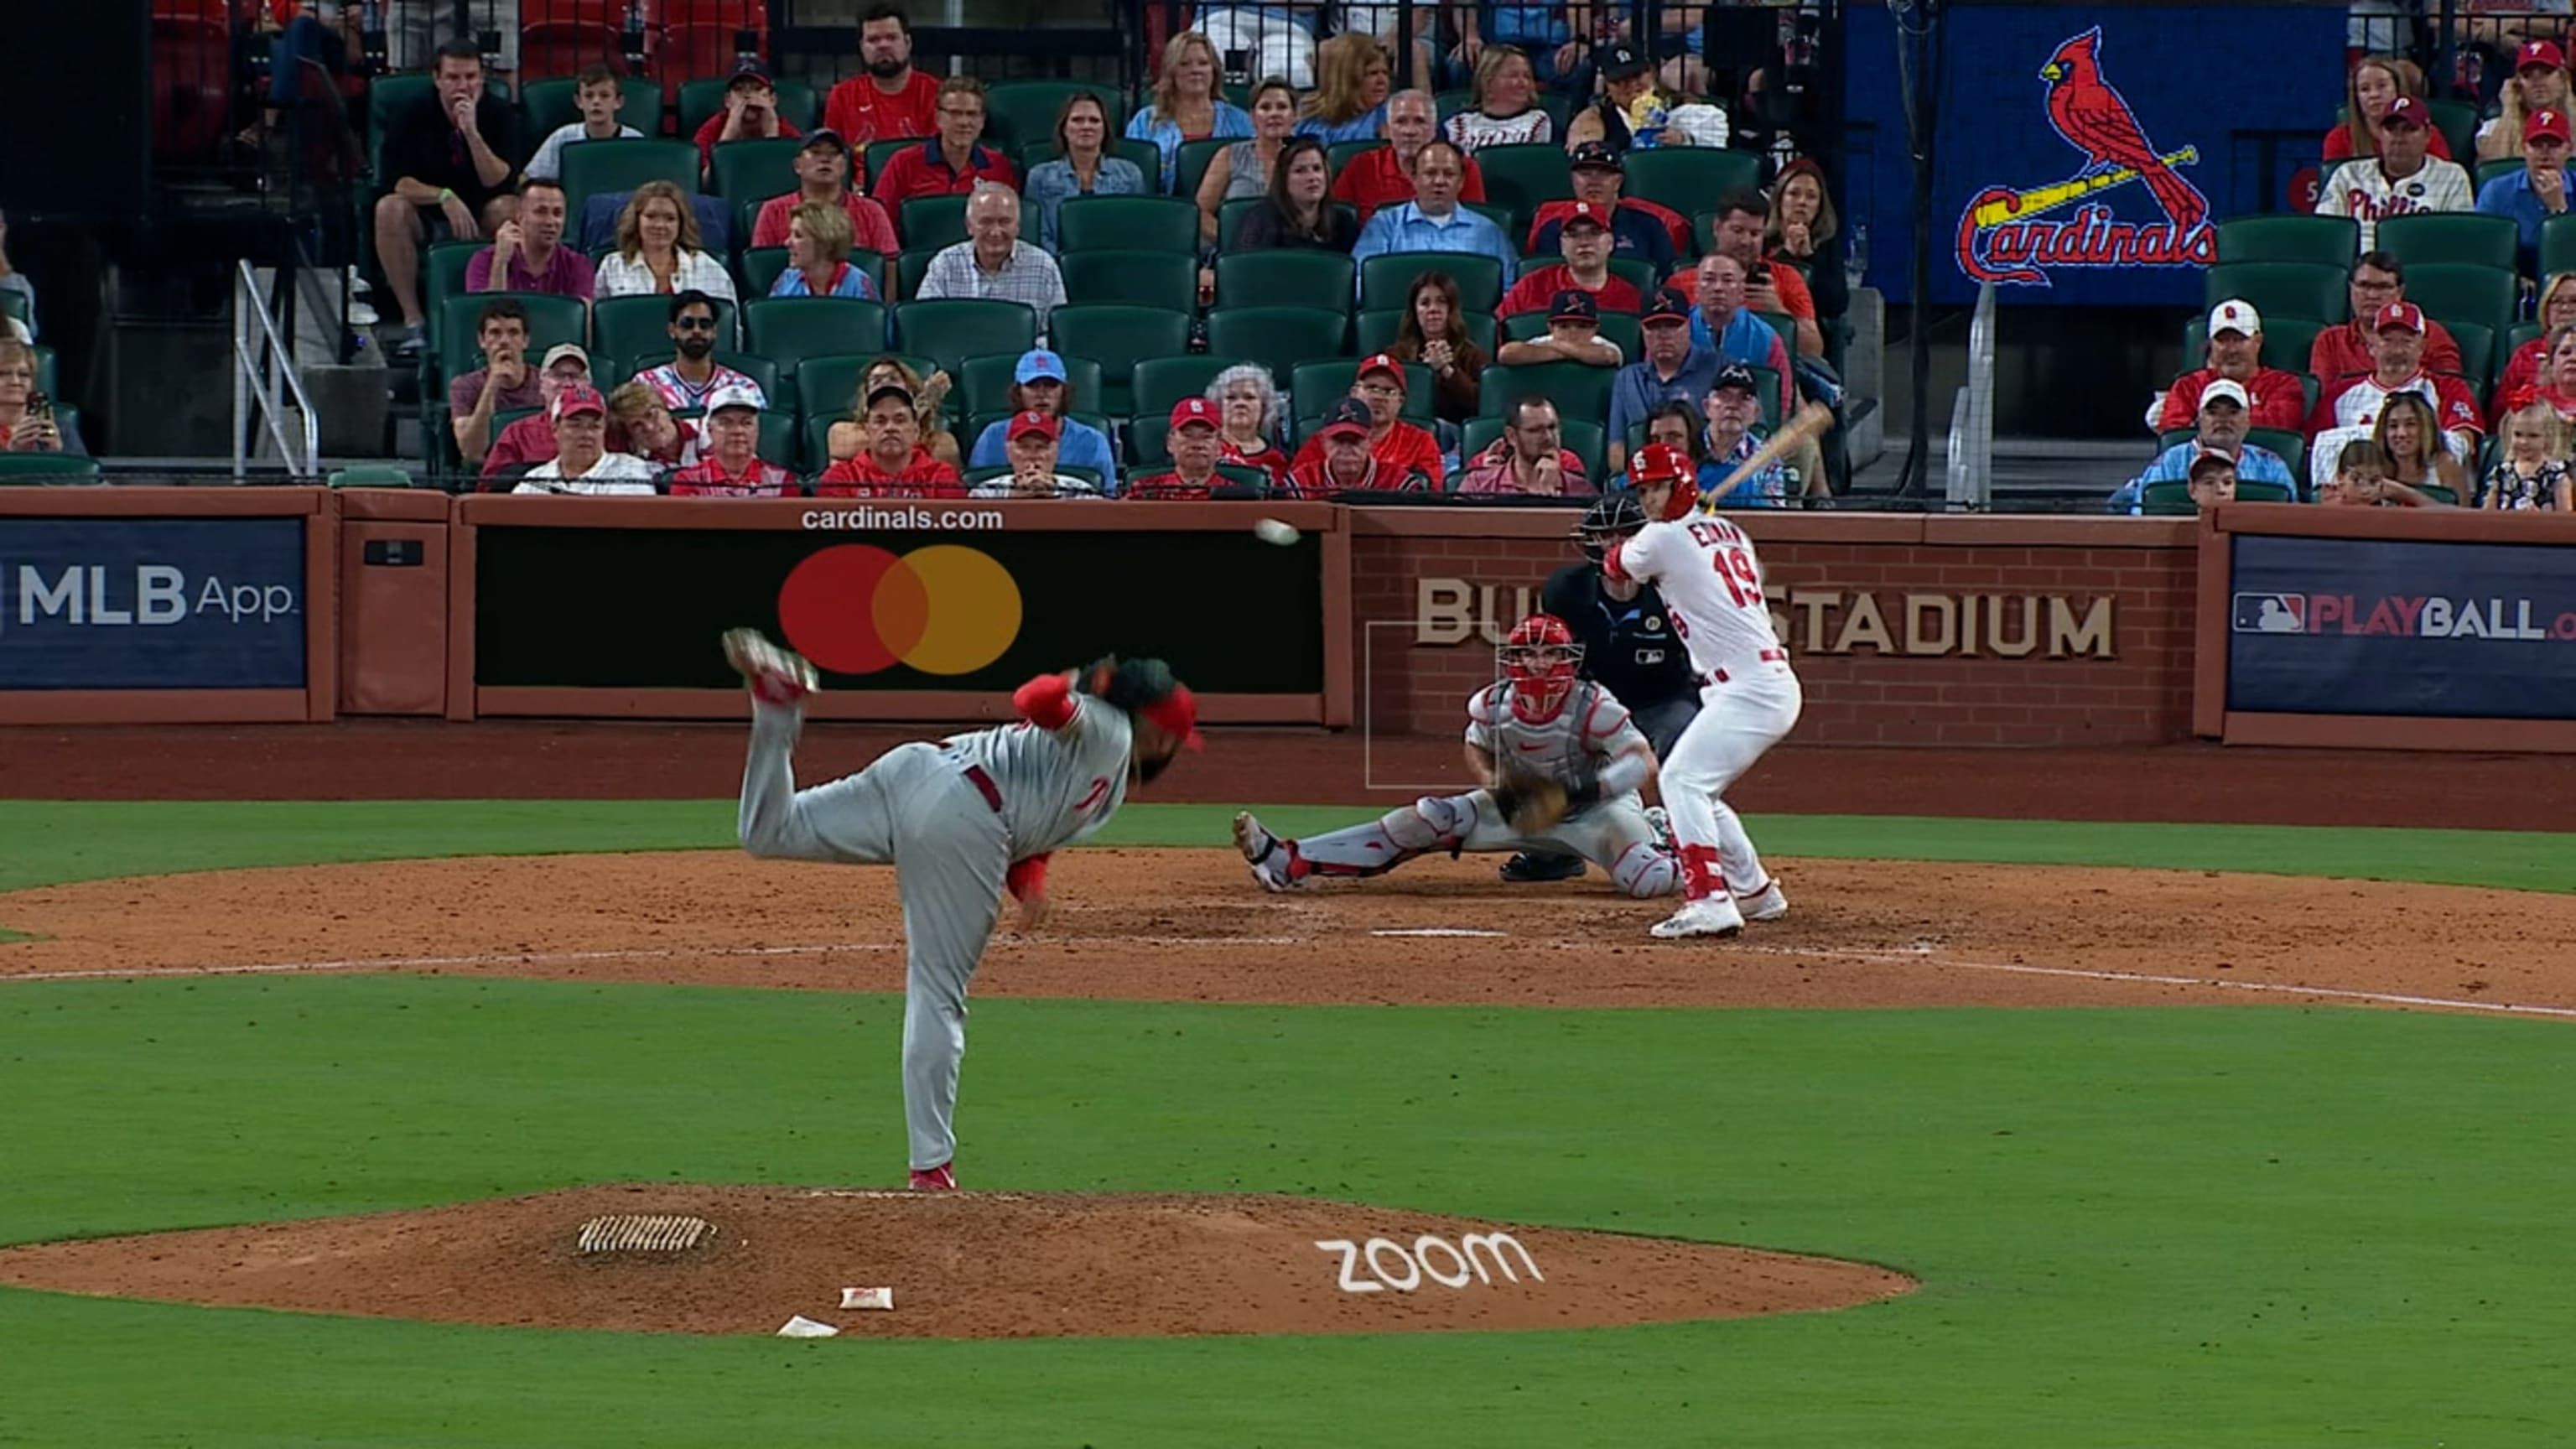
[1349,138,1518,297]
[1605,288,1721,472]
[965,348,1119,489]
[1684,254,1795,423]
[2475,106,2576,275]
[2107,379,2301,512]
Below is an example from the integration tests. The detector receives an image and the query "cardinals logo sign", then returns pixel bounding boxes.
[1958,27,2217,286]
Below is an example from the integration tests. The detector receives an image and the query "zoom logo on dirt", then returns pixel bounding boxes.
[1314,1233,1545,1293]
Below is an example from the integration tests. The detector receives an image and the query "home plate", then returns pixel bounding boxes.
[1372,927,1509,937]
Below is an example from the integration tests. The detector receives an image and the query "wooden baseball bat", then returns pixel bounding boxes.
[1714,402,1834,498]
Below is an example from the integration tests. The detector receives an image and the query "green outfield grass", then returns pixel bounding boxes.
[0,800,2571,1446]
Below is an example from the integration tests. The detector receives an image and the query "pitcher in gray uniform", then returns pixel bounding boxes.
[1231,615,1681,898]
[723,629,1202,1192]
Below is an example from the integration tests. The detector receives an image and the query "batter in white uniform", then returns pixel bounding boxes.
[1232,614,1681,897]
[1605,443,1802,939]
[724,630,1202,1190]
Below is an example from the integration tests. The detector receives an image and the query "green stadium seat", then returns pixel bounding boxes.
[1354,306,1495,356]
[2137,480,2199,516]
[29,344,56,399]
[1605,256,1658,301]
[901,195,971,252]
[741,245,790,297]
[2201,261,2349,324]
[863,138,916,191]
[2237,478,2296,503]
[744,297,889,374]
[1058,195,1201,254]
[2402,263,2517,340]
[437,293,586,388]
[2445,320,2497,396]
[795,354,885,436]
[959,353,1106,418]
[423,242,489,350]
[1204,305,1350,385]
[1327,139,1386,179]
[557,138,700,221]
[2427,99,2480,168]
[593,293,737,360]
[984,80,1127,152]
[0,454,101,485]
[1478,361,1614,427]
[896,246,942,302]
[708,137,807,205]
[1131,355,1245,418]
[520,75,664,141]
[2245,426,2308,482]
[1359,252,1505,313]
[678,79,819,143]
[1620,147,1761,218]
[328,464,418,489]
[1215,250,1355,309]
[893,299,1039,377]
[1048,304,1193,414]
[1175,137,1231,205]
[2214,216,2361,266]
[2376,214,2519,271]
[1469,143,1574,218]
[1291,358,1436,427]
[2542,214,2576,278]
[1060,250,1198,311]
[802,411,846,472]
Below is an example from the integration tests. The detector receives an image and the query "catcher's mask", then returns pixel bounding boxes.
[1500,614,1583,719]
[1627,442,1699,520]
[1573,490,1647,562]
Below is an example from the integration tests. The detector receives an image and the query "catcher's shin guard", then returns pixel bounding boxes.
[1286,795,1476,879]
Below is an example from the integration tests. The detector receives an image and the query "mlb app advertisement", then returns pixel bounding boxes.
[1842,6,2345,305]
[0,518,307,689]
[2227,534,2576,719]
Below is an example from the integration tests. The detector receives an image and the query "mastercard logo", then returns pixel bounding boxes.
[776,544,1023,676]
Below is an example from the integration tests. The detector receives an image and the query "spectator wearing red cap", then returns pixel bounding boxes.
[2480,40,2574,163]
[1286,397,1429,496]
[974,410,1102,498]
[2150,300,2309,434]
[1387,270,1488,423]
[823,3,944,146]
[1499,203,1644,319]
[1290,353,1446,483]
[2477,107,2576,274]
[1525,143,1685,272]
[1130,399,1245,498]
[479,343,596,481]
[2315,95,2474,249]
[2323,55,2454,164]
[750,132,898,256]
[873,76,1018,206]
[514,385,659,495]
[816,383,967,496]
[1453,396,1594,496]
[694,61,800,177]
[669,386,796,496]
[1499,289,1625,366]
[2309,251,2466,382]
[1330,90,1488,226]
[2309,301,2485,495]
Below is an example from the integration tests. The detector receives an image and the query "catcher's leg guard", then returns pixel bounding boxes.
[1608,840,1682,898]
[1285,793,1481,879]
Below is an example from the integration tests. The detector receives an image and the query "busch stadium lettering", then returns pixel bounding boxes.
[1415,579,2116,660]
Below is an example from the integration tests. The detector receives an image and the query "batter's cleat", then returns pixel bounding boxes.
[722,628,817,707]
[1737,880,1790,922]
[1499,850,1586,882]
[1232,811,1303,892]
[910,1163,958,1192]
[1650,895,1747,940]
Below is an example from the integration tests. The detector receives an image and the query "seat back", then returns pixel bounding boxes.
[521,75,664,140]
[1060,251,1199,311]
[2376,214,2520,272]
[1291,358,1436,427]
[959,353,1108,418]
[1478,361,1615,427]
[558,138,702,221]
[1203,305,1351,386]
[1621,148,1762,217]
[1471,143,1575,217]
[1047,304,1195,414]
[1058,195,1202,254]
[1131,355,1246,418]
[1359,252,1505,313]
[2201,261,2350,324]
[984,80,1128,151]
[2403,263,2517,340]
[744,297,890,372]
[593,294,738,359]
[893,299,1041,377]
[901,195,972,252]
[709,137,807,205]
[1215,250,1356,309]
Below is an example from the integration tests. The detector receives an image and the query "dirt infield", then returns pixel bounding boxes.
[5,849,2574,1015]
[0,1185,1913,1338]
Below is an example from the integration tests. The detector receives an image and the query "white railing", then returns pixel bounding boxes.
[231,260,321,480]
[1943,280,1996,512]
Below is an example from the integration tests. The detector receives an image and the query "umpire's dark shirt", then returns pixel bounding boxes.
[1541,562,1697,710]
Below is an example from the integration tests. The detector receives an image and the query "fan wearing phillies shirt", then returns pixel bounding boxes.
[1498,202,1642,319]
[2150,299,2307,434]
[1603,443,1801,940]
[1287,397,1433,495]
[669,385,795,496]
[2308,301,2484,495]
[2315,95,2475,249]
[1130,397,1254,499]
[1288,352,1446,483]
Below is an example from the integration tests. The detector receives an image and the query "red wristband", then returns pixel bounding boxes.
[1006,853,1051,901]
[1013,673,1077,730]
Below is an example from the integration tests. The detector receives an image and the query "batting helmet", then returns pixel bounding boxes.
[1628,443,1700,521]
[1572,490,1647,562]
[1499,614,1583,717]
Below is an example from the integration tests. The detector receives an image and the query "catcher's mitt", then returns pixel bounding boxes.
[1490,766,1573,835]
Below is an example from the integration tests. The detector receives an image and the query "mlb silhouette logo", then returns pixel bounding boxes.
[2232,592,2306,633]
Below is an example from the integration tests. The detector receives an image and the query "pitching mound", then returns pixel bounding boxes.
[0,1186,1912,1337]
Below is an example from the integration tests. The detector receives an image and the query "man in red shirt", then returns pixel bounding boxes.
[1526,142,1685,272]
[1498,202,1641,317]
[1289,353,1446,483]
[750,131,899,255]
[816,382,968,496]
[479,343,595,485]
[2309,302,2485,461]
[1288,397,1432,495]
[2151,299,2308,434]
[669,385,797,496]
[873,76,1019,206]
[823,3,944,146]
[1131,398,1241,498]
[1330,89,1487,225]
[2307,251,2467,382]
[1707,190,1820,358]
[694,60,800,175]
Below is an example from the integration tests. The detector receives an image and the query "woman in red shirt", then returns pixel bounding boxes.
[2324,55,2455,163]
[1208,362,1293,486]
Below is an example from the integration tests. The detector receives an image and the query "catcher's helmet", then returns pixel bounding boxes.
[1500,614,1583,717]
[1572,490,1647,562]
[1627,442,1699,520]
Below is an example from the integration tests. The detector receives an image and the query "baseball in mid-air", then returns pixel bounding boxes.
[1253,517,1300,546]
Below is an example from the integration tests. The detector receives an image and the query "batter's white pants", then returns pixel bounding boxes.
[1659,663,1802,902]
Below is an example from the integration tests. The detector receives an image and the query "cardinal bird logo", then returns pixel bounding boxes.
[1955,27,2217,287]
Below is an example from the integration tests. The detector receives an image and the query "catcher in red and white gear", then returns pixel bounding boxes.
[1604,443,1800,939]
[1232,615,1681,898]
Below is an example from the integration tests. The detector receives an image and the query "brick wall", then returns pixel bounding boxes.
[1349,513,2199,746]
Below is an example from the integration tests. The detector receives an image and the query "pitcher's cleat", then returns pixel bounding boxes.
[1737,880,1789,922]
[722,628,818,707]
[909,1163,958,1192]
[1650,896,1747,940]
[1233,811,1304,892]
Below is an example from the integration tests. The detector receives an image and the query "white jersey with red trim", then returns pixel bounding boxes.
[2309,370,2485,494]
[1609,514,1789,681]
[2312,158,2475,248]
[938,693,1134,857]
[1463,680,1644,785]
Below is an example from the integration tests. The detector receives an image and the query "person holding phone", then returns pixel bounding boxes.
[0,340,77,454]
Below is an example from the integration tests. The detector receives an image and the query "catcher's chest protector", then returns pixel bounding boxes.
[1468,681,1615,785]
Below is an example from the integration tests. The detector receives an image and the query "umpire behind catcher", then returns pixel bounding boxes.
[1504,491,1702,883]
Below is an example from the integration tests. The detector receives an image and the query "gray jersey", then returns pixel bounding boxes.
[940,693,1135,858]
[1463,680,1644,783]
